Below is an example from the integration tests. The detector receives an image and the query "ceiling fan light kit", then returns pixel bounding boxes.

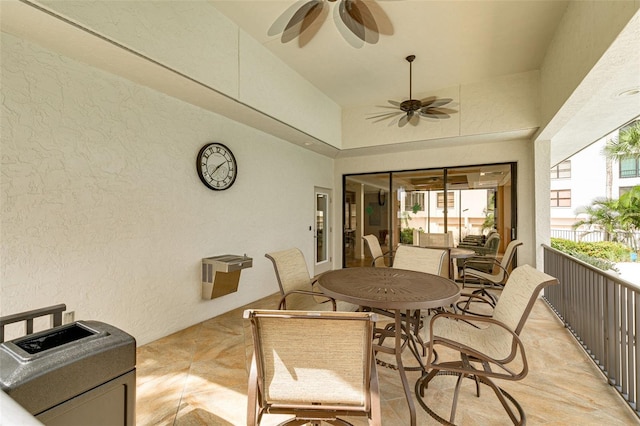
[367,55,458,128]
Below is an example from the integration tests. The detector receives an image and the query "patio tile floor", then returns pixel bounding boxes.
[136,292,639,425]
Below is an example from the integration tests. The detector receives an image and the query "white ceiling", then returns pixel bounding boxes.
[210,0,569,109]
[4,1,636,162]
[211,0,640,164]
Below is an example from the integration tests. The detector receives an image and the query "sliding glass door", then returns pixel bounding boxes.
[344,173,391,267]
[343,163,516,267]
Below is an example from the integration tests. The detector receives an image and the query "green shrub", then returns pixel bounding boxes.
[550,238,632,271]
[400,228,414,244]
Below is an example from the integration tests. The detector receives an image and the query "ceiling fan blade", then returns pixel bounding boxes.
[281,0,324,43]
[373,105,401,110]
[420,109,451,119]
[421,113,450,120]
[409,112,420,126]
[421,107,457,117]
[372,114,404,123]
[422,98,454,109]
[349,0,379,42]
[398,114,410,128]
[419,96,436,107]
[297,3,329,46]
[361,0,394,36]
[367,111,403,122]
[387,100,402,107]
[339,0,366,42]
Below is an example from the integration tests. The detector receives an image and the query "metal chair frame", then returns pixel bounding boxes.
[457,240,523,316]
[245,309,381,426]
[265,249,337,311]
[362,235,393,267]
[416,265,559,425]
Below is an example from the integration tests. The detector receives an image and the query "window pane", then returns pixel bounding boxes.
[551,160,571,179]
[550,189,571,207]
[620,157,639,178]
[405,192,425,212]
[436,192,454,208]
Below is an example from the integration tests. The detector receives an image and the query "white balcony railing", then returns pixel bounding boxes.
[551,229,640,248]
[543,245,640,418]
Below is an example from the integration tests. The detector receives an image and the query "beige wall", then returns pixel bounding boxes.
[1,34,333,345]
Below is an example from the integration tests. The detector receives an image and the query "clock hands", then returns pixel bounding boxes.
[210,161,226,176]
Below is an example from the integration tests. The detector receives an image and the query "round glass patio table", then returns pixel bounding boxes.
[317,267,460,426]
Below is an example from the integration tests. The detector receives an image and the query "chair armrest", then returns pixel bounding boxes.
[426,312,527,381]
[456,255,497,270]
[278,290,337,311]
[457,242,482,248]
[470,246,498,256]
[463,256,498,264]
[463,259,509,281]
[371,252,394,267]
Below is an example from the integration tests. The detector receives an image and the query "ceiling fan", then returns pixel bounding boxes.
[367,55,457,127]
[269,0,388,47]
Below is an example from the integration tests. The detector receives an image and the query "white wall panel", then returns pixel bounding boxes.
[238,32,342,148]
[39,0,240,98]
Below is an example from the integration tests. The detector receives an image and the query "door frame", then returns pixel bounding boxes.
[314,187,332,276]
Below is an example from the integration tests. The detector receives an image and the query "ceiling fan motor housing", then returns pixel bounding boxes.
[400,99,422,112]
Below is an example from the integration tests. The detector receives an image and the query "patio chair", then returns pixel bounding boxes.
[244,309,381,426]
[416,264,559,425]
[362,234,393,267]
[456,232,501,273]
[457,240,523,315]
[391,245,448,277]
[417,231,454,249]
[265,248,356,311]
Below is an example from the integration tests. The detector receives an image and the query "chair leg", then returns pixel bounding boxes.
[247,355,260,426]
[369,356,382,426]
[449,372,466,424]
[476,376,526,425]
[415,368,526,426]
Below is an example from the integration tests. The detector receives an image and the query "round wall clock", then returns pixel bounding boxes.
[196,143,237,191]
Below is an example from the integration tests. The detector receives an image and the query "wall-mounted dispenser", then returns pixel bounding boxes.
[201,254,252,299]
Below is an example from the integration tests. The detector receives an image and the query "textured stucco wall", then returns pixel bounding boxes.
[34,0,342,148]
[1,34,332,345]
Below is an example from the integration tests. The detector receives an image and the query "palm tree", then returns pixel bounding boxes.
[617,186,640,249]
[618,186,640,227]
[602,120,640,161]
[573,198,623,242]
[600,121,640,248]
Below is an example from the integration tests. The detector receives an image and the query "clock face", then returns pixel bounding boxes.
[196,143,237,191]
